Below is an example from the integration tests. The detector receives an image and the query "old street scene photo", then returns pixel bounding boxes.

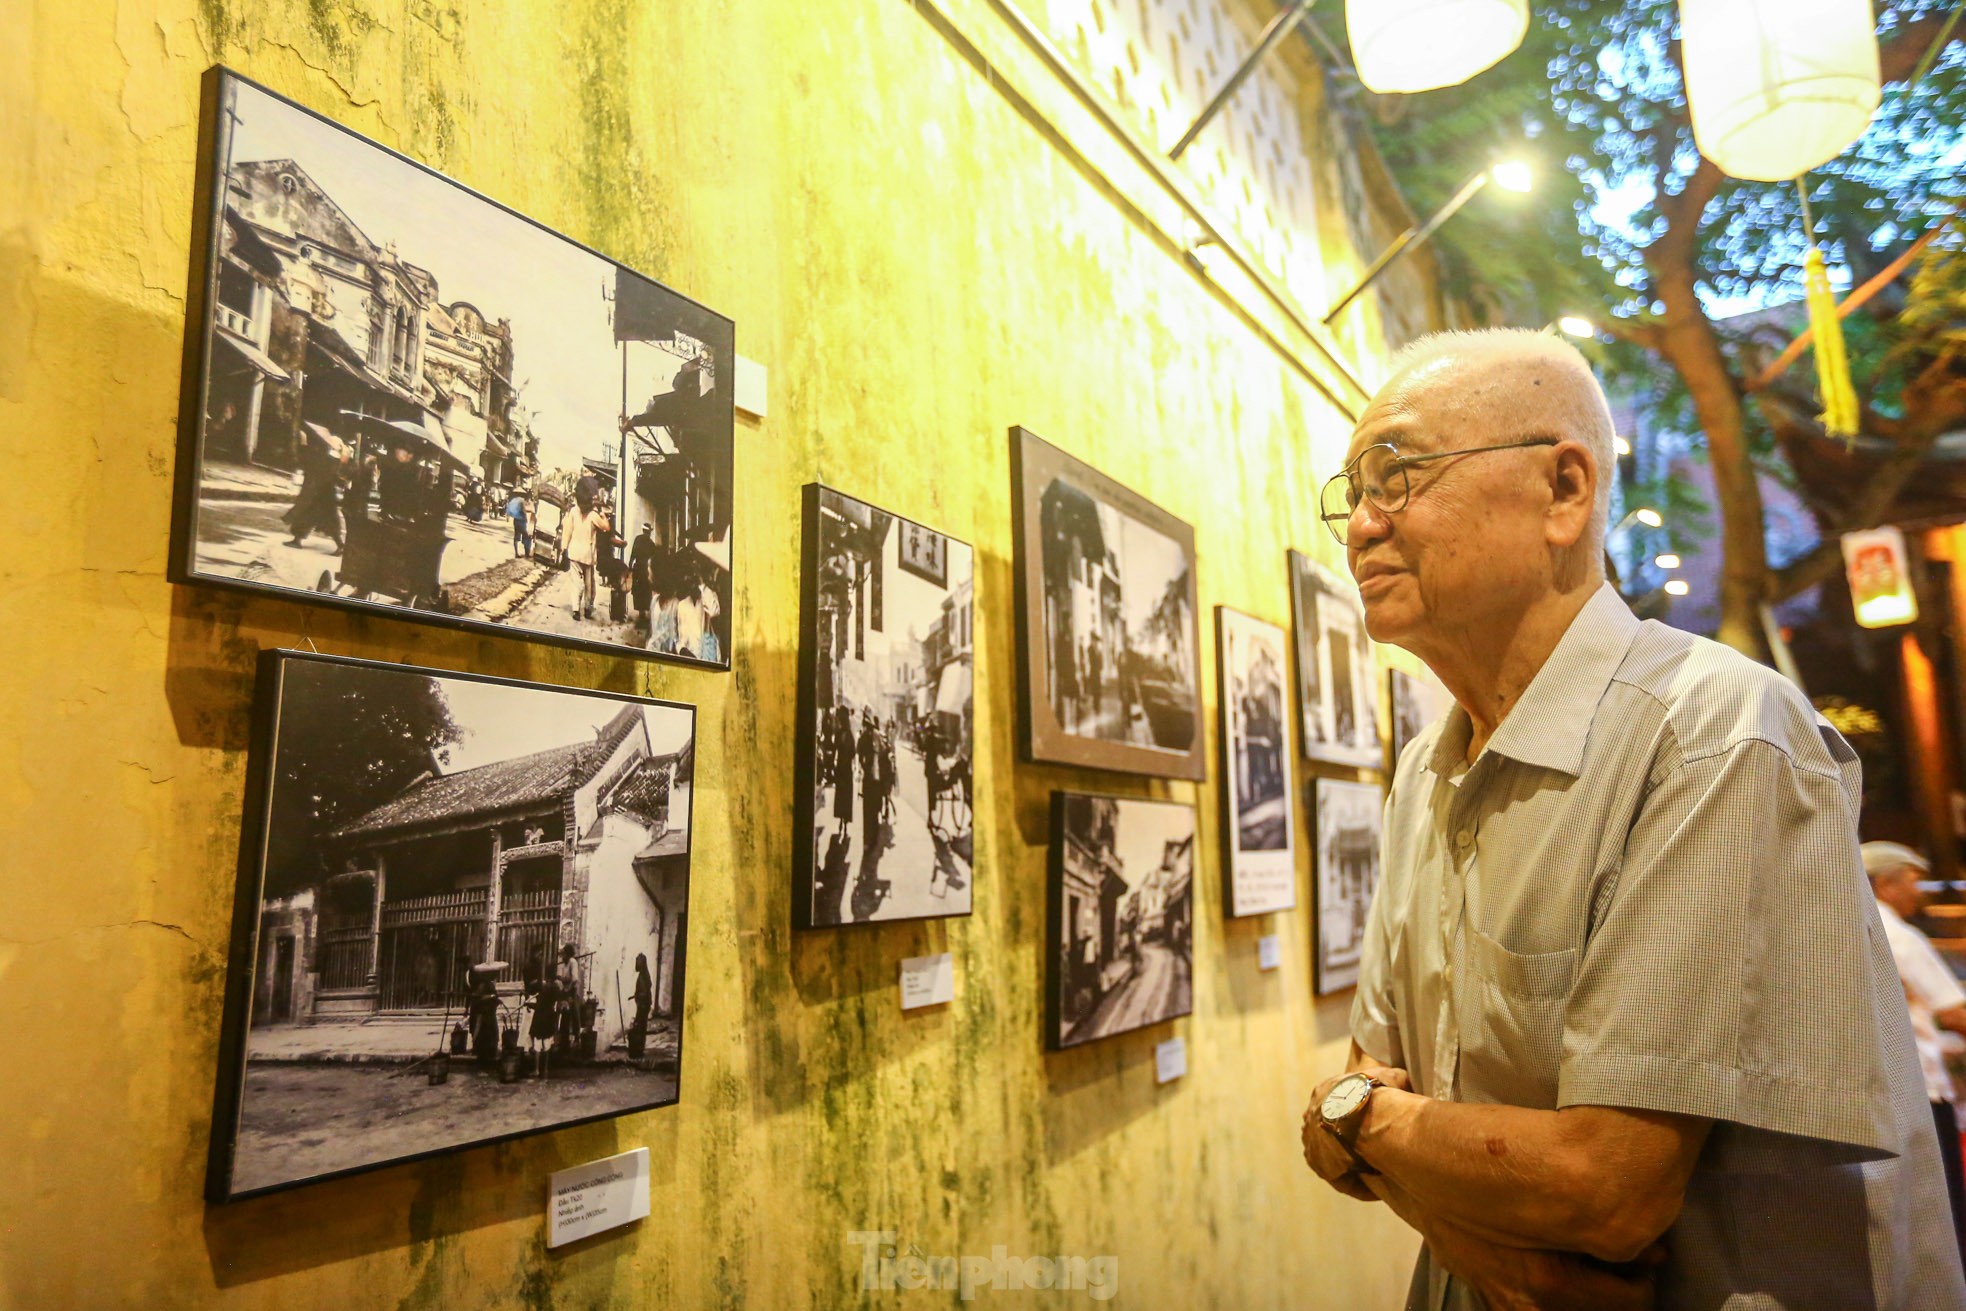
[1290,551,1380,768]
[802,488,975,926]
[1040,481,1196,750]
[1388,667,1452,771]
[1219,608,1294,916]
[221,656,694,1197]
[1051,794,1195,1048]
[1314,779,1382,996]
[183,72,733,664]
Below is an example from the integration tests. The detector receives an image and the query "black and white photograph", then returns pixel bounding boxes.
[1388,666,1453,772]
[1012,427,1205,780]
[1048,793,1196,1048]
[1289,550,1381,768]
[207,652,696,1201]
[173,68,734,666]
[795,486,975,928]
[1313,778,1382,995]
[1217,607,1296,917]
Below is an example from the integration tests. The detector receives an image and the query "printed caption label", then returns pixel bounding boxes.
[1156,1037,1187,1084]
[901,952,955,1010]
[548,1147,650,1248]
[1258,935,1281,971]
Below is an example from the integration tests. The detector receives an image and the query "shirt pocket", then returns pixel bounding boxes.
[1459,927,1578,1109]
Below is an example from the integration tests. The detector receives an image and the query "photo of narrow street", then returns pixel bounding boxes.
[801,488,975,927]
[1052,794,1195,1047]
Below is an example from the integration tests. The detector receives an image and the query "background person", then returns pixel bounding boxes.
[1866,839,1966,1260]
[1297,328,1962,1310]
[562,498,609,620]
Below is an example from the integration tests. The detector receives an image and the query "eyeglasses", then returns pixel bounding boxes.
[1318,437,1560,546]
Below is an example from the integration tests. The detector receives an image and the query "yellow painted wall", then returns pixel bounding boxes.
[0,1,1422,1306]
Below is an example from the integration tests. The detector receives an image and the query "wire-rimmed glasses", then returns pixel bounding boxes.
[1318,437,1560,546]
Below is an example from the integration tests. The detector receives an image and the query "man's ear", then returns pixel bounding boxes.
[1545,441,1596,549]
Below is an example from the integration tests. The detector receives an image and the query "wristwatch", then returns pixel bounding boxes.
[1318,1072,1382,1175]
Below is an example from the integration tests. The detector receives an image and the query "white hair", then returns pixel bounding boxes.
[1382,328,1618,542]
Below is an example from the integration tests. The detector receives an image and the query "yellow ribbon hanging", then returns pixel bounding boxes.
[1803,241,1860,444]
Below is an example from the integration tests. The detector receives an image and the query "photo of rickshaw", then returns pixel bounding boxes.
[173,68,734,666]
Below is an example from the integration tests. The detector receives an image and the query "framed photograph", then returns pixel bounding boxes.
[1216,607,1296,917]
[1047,792,1196,1048]
[1313,778,1382,995]
[1388,666,1452,773]
[207,650,697,1202]
[1288,550,1380,768]
[1011,427,1205,780]
[794,485,975,928]
[171,67,734,667]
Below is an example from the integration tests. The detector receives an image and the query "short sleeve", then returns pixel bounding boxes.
[1557,736,1900,1158]
[1349,790,1404,1071]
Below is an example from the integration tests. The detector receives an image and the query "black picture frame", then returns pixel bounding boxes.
[793,484,976,929]
[1216,606,1297,917]
[171,66,735,668]
[1046,790,1197,1049]
[1387,666,1451,774]
[1010,427,1205,780]
[1288,549,1380,768]
[1312,777,1382,996]
[206,649,697,1202]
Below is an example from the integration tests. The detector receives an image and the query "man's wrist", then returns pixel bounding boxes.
[1353,1083,1408,1170]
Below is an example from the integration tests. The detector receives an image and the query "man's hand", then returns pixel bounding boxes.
[1301,1065,1412,1200]
[1430,1222,1663,1311]
[1372,1173,1664,1311]
[618,415,633,433]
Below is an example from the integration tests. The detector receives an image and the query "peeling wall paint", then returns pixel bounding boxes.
[0,1,1423,1306]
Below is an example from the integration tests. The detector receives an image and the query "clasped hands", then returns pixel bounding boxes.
[1299,1067,1665,1311]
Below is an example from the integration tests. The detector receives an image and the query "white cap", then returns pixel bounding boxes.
[1861,840,1930,877]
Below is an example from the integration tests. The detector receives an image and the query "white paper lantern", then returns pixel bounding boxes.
[1346,0,1529,94]
[1680,0,1881,181]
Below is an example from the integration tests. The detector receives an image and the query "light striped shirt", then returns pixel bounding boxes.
[1352,583,1965,1310]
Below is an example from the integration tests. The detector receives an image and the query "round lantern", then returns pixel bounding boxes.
[1680,0,1881,181]
[1346,0,1529,94]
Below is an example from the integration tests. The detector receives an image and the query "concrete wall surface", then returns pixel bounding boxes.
[0,1,1421,1306]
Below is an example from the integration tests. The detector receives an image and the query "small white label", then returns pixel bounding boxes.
[900,952,955,1010]
[734,355,768,419]
[1156,1036,1186,1084]
[1258,934,1282,971]
[548,1147,650,1248]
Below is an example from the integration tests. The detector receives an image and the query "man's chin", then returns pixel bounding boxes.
[1359,598,1414,645]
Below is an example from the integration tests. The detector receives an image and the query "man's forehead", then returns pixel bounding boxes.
[1346,397,1447,460]
[1347,356,1496,457]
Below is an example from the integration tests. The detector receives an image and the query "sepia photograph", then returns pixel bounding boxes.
[1048,793,1196,1048]
[1388,667,1453,772]
[207,652,696,1201]
[1313,778,1382,995]
[1289,551,1381,768]
[1012,427,1205,779]
[173,68,734,666]
[795,486,975,928]
[1217,607,1296,917]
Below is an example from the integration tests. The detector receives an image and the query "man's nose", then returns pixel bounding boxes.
[1346,496,1392,553]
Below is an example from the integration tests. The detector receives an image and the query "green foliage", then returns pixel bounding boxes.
[263,661,463,898]
[1342,0,1965,325]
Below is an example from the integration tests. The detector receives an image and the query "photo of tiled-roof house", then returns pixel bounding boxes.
[255,702,693,1056]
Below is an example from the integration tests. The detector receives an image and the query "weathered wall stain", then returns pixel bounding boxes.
[2,1,1424,1306]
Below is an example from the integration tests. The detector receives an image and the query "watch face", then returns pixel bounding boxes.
[1322,1075,1369,1120]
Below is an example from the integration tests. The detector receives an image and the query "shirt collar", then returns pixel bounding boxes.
[1427,583,1641,780]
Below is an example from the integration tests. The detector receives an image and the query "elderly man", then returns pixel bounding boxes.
[1298,329,1963,1309]
[1865,840,1966,1259]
